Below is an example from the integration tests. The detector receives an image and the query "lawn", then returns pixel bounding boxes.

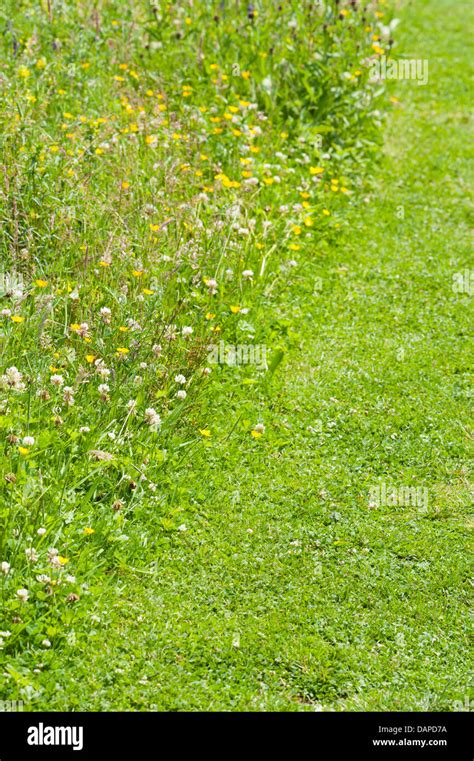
[0,0,472,712]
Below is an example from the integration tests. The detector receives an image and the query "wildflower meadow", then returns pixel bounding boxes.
[0,0,471,729]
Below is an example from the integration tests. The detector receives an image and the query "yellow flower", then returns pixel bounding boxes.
[199,429,211,437]
[304,217,313,227]
[292,225,302,235]
[230,305,241,314]
[85,355,95,363]
[145,135,157,145]
[241,71,250,80]
[251,430,262,438]
[58,556,69,565]
[310,166,324,175]
[116,347,129,355]
[142,288,154,295]
[322,209,331,216]
[11,315,25,323]
[99,261,110,267]
[372,43,384,55]
[19,66,30,78]
[18,446,29,455]
[83,527,95,535]
[35,279,48,287]
[121,181,130,190]
[205,312,215,320]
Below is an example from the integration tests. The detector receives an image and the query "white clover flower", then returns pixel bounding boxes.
[144,408,161,428]
[16,588,29,602]
[1,561,11,575]
[36,574,51,584]
[202,367,212,376]
[42,639,51,648]
[1,308,12,317]
[176,390,187,400]
[127,399,137,414]
[1,367,25,391]
[242,269,254,279]
[96,365,111,379]
[205,278,218,295]
[79,426,90,433]
[152,344,162,356]
[22,436,35,447]
[37,527,46,536]
[99,306,112,324]
[98,383,110,395]
[174,374,186,385]
[65,575,76,584]
[126,318,141,332]
[63,386,75,405]
[50,374,64,387]
[182,326,193,337]
[254,423,265,434]
[25,548,38,563]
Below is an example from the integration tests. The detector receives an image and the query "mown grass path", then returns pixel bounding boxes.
[35,0,472,710]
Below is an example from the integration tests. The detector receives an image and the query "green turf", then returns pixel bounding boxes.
[0,0,472,711]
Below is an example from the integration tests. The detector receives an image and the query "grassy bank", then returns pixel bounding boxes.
[0,0,472,711]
